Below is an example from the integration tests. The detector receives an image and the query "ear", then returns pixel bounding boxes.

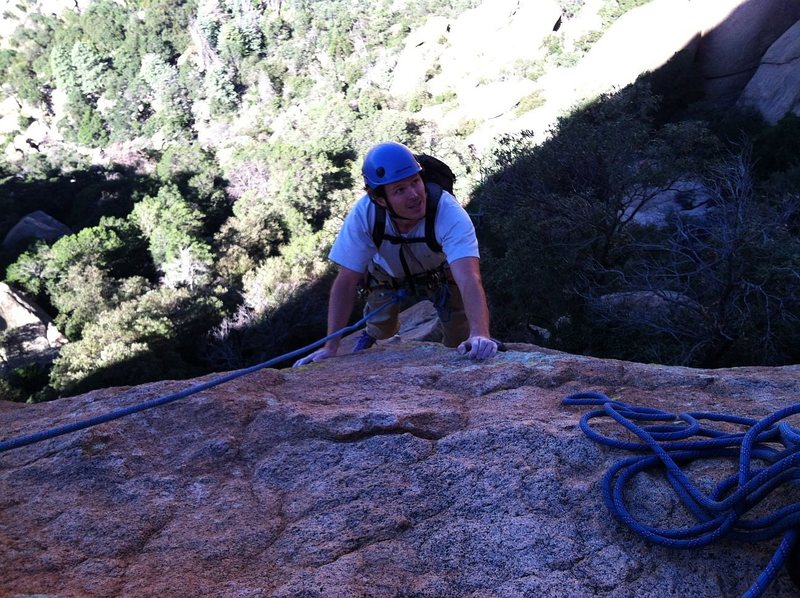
[368,189,388,208]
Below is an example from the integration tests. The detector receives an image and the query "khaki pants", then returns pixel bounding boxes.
[363,262,469,347]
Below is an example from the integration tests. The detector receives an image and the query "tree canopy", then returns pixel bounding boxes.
[1,0,798,403]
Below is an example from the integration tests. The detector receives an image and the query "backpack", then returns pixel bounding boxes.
[371,154,456,254]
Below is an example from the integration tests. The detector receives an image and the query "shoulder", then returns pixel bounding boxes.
[342,193,377,228]
[435,190,472,222]
[349,193,374,215]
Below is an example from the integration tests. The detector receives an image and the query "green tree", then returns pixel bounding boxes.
[130,184,213,286]
[5,241,49,296]
[49,287,223,396]
[206,62,240,115]
[45,224,129,337]
[76,105,109,147]
[80,0,129,55]
[6,217,151,339]
[214,188,287,282]
[1,12,57,105]
[70,41,107,97]
[0,49,43,105]
[49,262,115,338]
[49,44,80,98]
[155,142,230,229]
[139,53,193,139]
[139,0,195,62]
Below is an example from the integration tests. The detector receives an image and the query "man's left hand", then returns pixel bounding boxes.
[457,336,498,360]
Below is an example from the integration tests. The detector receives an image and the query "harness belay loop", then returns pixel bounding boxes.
[363,260,450,294]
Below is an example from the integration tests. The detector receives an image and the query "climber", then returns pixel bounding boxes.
[293,141,498,367]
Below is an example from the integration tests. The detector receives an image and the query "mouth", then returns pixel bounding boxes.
[408,198,424,211]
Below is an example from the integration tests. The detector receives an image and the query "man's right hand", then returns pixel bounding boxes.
[293,347,337,367]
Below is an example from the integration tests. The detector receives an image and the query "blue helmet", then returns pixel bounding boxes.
[362,141,422,189]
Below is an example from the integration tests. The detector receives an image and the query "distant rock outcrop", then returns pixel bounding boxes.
[0,282,66,372]
[2,210,71,253]
[694,0,800,105]
[738,19,800,123]
[1,339,798,596]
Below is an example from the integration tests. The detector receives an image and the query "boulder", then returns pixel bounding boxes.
[0,283,67,371]
[568,0,800,106]
[589,290,702,327]
[622,180,712,229]
[1,340,798,596]
[693,0,800,105]
[737,19,800,124]
[2,210,71,253]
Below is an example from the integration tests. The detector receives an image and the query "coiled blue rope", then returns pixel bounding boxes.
[0,292,405,454]
[563,391,800,598]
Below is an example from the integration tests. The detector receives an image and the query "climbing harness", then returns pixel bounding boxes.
[362,260,451,296]
[563,391,800,598]
[0,291,406,454]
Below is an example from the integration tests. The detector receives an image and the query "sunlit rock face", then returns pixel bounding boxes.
[387,0,800,150]
[2,338,799,597]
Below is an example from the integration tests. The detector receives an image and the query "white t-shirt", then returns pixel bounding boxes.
[329,190,479,278]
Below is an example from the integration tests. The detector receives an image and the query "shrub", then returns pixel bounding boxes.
[593,149,800,366]
[471,84,736,363]
[76,106,109,147]
[752,114,800,179]
[49,287,223,396]
[515,90,545,116]
[474,80,799,367]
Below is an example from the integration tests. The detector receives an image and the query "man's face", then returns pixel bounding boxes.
[380,173,426,221]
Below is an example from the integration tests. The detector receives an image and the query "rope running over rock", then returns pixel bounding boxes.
[0,291,406,454]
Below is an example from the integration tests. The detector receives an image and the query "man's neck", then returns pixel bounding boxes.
[392,216,423,234]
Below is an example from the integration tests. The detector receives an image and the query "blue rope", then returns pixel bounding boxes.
[0,292,405,454]
[563,391,800,598]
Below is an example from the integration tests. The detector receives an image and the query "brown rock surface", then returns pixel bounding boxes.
[1,341,799,596]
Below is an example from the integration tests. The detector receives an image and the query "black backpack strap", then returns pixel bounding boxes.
[371,203,386,248]
[424,182,443,253]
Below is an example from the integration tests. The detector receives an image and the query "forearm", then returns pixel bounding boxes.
[450,257,492,337]
[324,267,362,352]
[460,278,492,337]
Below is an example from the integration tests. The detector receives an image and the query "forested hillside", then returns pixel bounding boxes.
[0,0,798,402]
